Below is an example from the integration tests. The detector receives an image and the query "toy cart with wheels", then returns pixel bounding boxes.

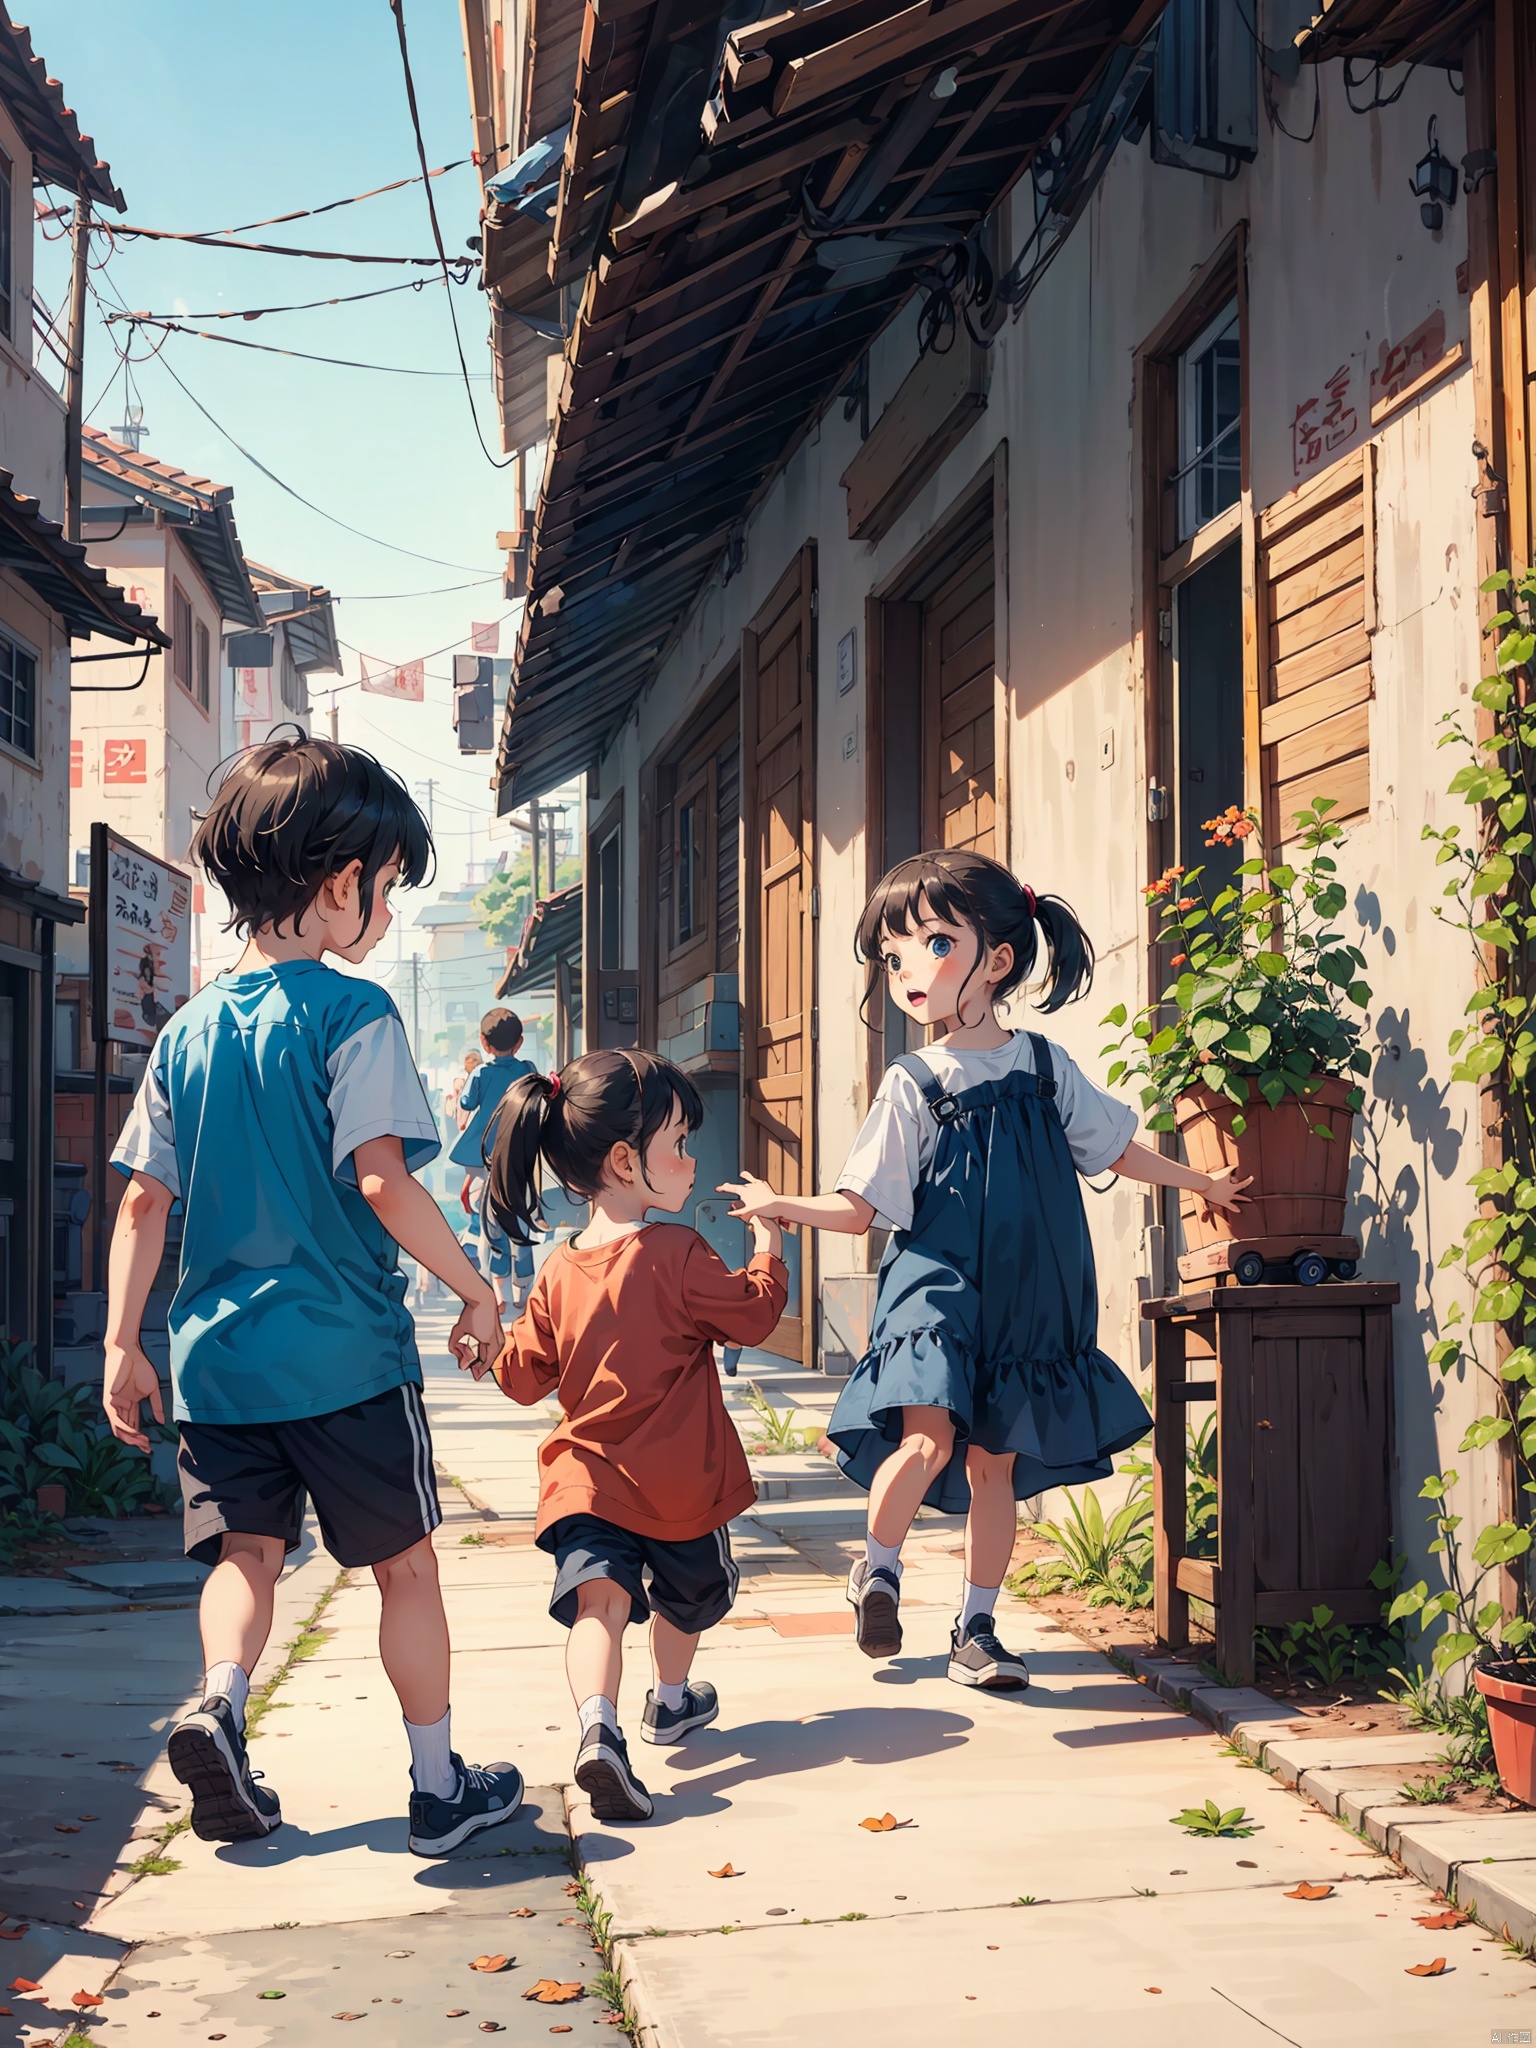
[1177,1234,1361,1289]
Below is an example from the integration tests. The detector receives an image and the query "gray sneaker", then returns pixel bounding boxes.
[574,1723,654,1822]
[641,1679,719,1746]
[167,1695,282,1842]
[847,1558,903,1659]
[947,1614,1030,1690]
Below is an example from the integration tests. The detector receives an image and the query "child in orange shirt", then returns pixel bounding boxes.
[485,1049,786,1823]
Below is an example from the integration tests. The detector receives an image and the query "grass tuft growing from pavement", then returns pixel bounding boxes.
[244,1569,348,1742]
[567,1869,637,2039]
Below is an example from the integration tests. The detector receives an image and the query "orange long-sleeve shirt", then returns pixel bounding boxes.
[493,1223,788,1542]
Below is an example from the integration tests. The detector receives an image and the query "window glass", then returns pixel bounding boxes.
[195,620,210,709]
[55,998,81,1074]
[172,585,193,687]
[598,831,621,971]
[676,798,704,944]
[1176,302,1240,539]
[0,993,13,1160]
[0,151,11,341]
[0,631,36,756]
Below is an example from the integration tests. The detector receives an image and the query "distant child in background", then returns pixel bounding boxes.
[485,1050,786,1823]
[724,849,1248,1693]
[446,1047,482,1131]
[101,736,522,1859]
[452,1009,536,1311]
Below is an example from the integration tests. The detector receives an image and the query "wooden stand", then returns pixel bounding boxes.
[1143,1281,1399,1685]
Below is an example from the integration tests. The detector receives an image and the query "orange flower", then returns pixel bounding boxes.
[1197,1049,1215,1063]
[1171,953,1187,967]
[1177,896,1196,911]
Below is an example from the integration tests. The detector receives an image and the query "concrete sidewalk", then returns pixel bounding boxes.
[1,1311,1533,2045]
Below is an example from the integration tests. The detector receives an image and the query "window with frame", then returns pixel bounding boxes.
[0,628,36,756]
[195,619,210,710]
[0,150,12,341]
[1175,301,1240,540]
[597,827,622,971]
[172,583,193,692]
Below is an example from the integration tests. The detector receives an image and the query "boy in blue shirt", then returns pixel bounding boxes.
[102,736,521,1857]
[451,1007,535,1312]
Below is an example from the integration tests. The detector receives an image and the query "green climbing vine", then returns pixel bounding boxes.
[1394,570,1536,1675]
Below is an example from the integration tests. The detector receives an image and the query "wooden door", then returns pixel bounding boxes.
[741,547,816,1366]
[921,541,995,854]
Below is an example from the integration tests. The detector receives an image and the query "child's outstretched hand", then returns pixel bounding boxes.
[102,1340,164,1453]
[451,1290,503,1380]
[1197,1165,1252,1221]
[719,1174,781,1224]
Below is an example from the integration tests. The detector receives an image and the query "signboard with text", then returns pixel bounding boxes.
[89,822,192,1049]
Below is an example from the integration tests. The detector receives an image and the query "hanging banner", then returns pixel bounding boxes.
[359,654,425,702]
[236,666,274,722]
[89,822,192,1049]
[471,620,500,653]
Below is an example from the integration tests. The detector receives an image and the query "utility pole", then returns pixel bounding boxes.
[64,181,93,542]
[529,795,541,902]
[410,952,422,1062]
[416,778,437,834]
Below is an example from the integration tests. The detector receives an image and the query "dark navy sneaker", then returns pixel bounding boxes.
[847,1559,903,1659]
[573,1723,654,1822]
[641,1679,719,1746]
[167,1695,282,1843]
[947,1614,1030,1691]
[408,1754,524,1857]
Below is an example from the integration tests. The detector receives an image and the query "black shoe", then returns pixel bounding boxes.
[947,1614,1031,1691]
[641,1679,719,1746]
[847,1559,903,1659]
[574,1723,654,1822]
[408,1754,524,1857]
[167,1695,282,1843]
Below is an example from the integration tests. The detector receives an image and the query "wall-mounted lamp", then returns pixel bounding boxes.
[1410,116,1458,230]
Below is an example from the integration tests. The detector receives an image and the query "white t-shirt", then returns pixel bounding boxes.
[835,1032,1137,1233]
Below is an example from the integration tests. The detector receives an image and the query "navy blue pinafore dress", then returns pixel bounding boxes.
[827,1036,1150,1514]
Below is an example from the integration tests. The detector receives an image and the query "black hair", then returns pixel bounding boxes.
[190,731,434,941]
[855,848,1095,1023]
[484,1048,704,1244]
[480,1007,524,1054]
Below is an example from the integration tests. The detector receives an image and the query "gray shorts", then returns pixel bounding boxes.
[540,1513,738,1633]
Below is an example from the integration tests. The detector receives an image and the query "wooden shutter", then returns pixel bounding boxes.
[1257,447,1374,848]
[920,501,996,855]
[741,546,816,1366]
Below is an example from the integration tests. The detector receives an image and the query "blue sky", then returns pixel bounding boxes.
[28,0,517,909]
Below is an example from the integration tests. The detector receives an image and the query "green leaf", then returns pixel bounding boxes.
[1103,1004,1128,1029]
[1475,1280,1525,1323]
[1255,951,1287,978]
[1257,1072,1287,1111]
[1191,1014,1228,1052]
[1346,981,1372,1007]
[1267,865,1296,890]
[1229,1113,1247,1138]
[1474,1521,1533,1567]
[1461,1415,1512,1451]
[1431,1631,1479,1676]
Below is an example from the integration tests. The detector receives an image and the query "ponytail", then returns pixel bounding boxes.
[483,1072,558,1245]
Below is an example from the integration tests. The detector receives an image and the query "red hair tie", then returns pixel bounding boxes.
[1022,885,1037,918]
[547,1072,561,1099]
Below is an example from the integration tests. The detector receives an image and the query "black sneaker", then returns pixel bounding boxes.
[947,1614,1031,1691]
[407,1754,524,1857]
[847,1559,903,1659]
[641,1679,719,1746]
[573,1723,654,1822]
[167,1695,282,1843]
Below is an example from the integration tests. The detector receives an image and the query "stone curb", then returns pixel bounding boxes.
[1113,1642,1536,1950]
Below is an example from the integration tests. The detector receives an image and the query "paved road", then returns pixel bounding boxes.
[1,1310,1530,2044]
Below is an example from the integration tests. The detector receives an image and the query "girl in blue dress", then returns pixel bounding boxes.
[722,849,1247,1691]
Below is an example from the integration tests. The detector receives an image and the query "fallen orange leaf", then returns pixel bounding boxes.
[1405,1958,1448,1977]
[1415,1910,1470,1930]
[470,1955,512,1973]
[1284,1882,1334,1901]
[0,1928,26,1942]
[859,1813,912,1832]
[72,1991,104,2009]
[54,1824,80,1834]
[8,1979,41,1995]
[708,1864,741,1879]
[523,1981,584,2004]
[1145,1986,1163,1994]
[446,2010,469,2018]
[509,1908,537,1918]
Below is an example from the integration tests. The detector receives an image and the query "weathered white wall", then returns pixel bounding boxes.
[590,59,1492,1584]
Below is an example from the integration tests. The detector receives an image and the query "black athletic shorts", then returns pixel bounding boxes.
[540,1512,738,1634]
[178,1382,441,1570]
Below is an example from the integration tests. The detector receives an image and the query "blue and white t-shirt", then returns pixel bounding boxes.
[112,959,440,1427]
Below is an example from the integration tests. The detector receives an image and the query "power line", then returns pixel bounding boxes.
[333,577,502,599]
[116,155,479,238]
[100,219,476,270]
[152,351,501,574]
[103,276,468,324]
[389,0,514,472]
[104,313,490,378]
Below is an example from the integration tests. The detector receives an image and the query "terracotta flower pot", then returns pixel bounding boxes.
[1175,1075,1356,1250]
[34,1483,66,1518]
[1475,1662,1536,1807]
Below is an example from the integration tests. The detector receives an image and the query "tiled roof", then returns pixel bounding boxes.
[0,468,168,643]
[81,428,262,628]
[0,6,122,209]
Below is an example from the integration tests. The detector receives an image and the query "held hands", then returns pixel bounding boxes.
[718,1174,781,1225]
[1197,1164,1253,1222]
[451,1289,503,1381]
[102,1341,164,1454]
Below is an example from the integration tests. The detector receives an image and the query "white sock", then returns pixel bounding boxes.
[577,1694,618,1737]
[654,1679,686,1712]
[404,1708,458,1799]
[865,1535,903,1578]
[959,1580,999,1629]
[203,1660,249,1724]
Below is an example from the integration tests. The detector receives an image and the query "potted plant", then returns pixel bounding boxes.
[1103,798,1372,1262]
